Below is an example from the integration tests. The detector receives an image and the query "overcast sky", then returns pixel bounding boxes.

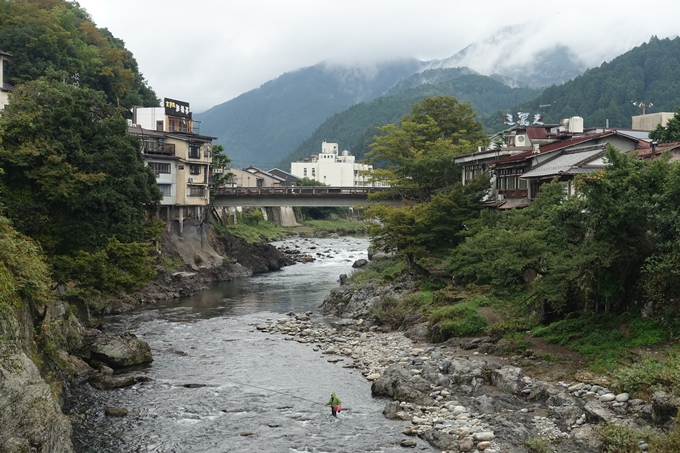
[76,0,679,113]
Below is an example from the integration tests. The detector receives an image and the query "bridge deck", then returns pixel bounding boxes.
[213,186,400,207]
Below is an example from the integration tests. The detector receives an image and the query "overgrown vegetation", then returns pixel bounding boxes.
[615,354,680,398]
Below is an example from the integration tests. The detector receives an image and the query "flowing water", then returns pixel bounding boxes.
[68,237,436,453]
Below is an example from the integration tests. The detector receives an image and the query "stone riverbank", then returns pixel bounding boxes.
[251,312,672,453]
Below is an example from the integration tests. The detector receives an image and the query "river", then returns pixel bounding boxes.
[68,237,437,453]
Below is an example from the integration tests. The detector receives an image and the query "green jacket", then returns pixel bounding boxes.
[326,392,341,407]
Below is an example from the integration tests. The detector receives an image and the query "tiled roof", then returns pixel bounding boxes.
[0,50,11,57]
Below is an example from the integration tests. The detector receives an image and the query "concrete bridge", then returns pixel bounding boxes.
[213,186,401,207]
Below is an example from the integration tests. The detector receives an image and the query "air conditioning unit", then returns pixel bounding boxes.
[515,134,526,145]
[188,178,194,183]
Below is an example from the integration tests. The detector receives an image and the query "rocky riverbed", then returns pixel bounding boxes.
[252,312,674,452]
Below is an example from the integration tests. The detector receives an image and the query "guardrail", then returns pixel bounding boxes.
[215,186,389,197]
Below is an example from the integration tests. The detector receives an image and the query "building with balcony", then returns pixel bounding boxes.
[129,98,216,232]
[290,141,375,187]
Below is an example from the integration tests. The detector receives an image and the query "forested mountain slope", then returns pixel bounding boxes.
[0,0,158,108]
[279,73,541,168]
[195,59,425,168]
[483,36,680,132]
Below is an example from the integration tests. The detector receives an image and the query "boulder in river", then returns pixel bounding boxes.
[88,332,153,368]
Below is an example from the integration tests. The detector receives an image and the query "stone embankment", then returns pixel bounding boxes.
[251,312,671,453]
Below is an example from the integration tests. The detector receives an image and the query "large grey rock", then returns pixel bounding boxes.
[652,391,680,425]
[0,351,73,452]
[491,366,523,394]
[371,365,434,405]
[88,373,137,390]
[89,332,153,368]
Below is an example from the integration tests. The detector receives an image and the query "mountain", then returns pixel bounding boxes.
[483,36,680,132]
[196,28,590,169]
[278,72,542,169]
[195,59,425,168]
[425,26,587,89]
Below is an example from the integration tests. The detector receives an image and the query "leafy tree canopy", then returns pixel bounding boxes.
[0,79,161,259]
[0,0,158,109]
[649,108,680,143]
[366,95,486,202]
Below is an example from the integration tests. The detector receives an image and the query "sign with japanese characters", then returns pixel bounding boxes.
[164,98,191,119]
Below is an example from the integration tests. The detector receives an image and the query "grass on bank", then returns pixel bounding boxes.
[298,219,368,236]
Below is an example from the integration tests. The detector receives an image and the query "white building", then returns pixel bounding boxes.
[290,141,374,186]
[0,50,13,110]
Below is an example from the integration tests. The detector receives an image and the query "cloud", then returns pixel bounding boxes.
[77,0,680,112]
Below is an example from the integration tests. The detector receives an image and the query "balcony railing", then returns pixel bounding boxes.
[499,188,528,199]
[143,143,176,156]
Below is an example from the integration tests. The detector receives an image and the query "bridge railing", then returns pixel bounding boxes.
[215,186,390,197]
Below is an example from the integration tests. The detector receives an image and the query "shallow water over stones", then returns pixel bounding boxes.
[69,237,437,453]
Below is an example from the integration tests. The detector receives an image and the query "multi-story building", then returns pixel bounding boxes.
[290,141,375,187]
[129,98,216,231]
[0,50,13,110]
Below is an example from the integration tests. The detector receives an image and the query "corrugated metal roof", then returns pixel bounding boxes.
[526,127,548,140]
[521,148,605,178]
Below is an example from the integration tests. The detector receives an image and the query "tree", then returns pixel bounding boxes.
[0,79,161,293]
[210,144,234,196]
[649,108,680,143]
[366,95,486,202]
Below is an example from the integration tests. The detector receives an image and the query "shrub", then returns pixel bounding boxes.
[429,302,488,341]
[524,437,551,453]
[615,353,680,398]
[596,423,645,453]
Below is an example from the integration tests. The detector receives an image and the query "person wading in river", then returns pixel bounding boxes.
[325,392,342,417]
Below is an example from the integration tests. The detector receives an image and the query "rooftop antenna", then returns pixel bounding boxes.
[632,101,653,115]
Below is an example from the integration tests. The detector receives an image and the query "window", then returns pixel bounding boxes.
[189,165,201,175]
[156,120,164,131]
[311,168,316,177]
[519,179,527,189]
[149,162,171,174]
[188,186,204,197]
[157,184,172,197]
[303,168,307,176]
[507,176,515,190]
[189,144,200,159]
[257,178,263,188]
[203,144,212,159]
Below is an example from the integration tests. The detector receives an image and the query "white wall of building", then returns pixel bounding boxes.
[0,57,9,110]
[134,107,165,130]
[290,141,374,186]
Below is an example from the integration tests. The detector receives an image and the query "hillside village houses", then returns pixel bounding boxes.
[455,112,670,209]
[290,141,376,186]
[129,98,215,233]
[0,50,13,110]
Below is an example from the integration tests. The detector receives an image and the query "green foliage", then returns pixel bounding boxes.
[531,315,669,365]
[0,79,161,256]
[210,144,234,196]
[366,96,486,202]
[0,216,52,315]
[294,177,324,186]
[428,301,488,341]
[524,437,551,453]
[649,108,680,143]
[596,423,645,453]
[484,36,680,132]
[299,219,367,235]
[51,237,156,295]
[0,0,158,109]
[219,218,288,244]
[615,354,680,398]
[347,258,405,284]
[245,209,264,226]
